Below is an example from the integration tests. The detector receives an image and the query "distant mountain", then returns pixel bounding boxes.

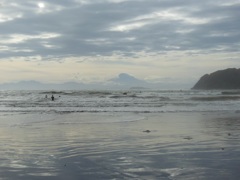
[0,81,83,90]
[0,81,44,90]
[0,73,150,90]
[110,73,147,85]
[192,68,240,89]
[0,73,192,90]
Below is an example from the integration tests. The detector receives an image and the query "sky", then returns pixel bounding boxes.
[0,0,240,88]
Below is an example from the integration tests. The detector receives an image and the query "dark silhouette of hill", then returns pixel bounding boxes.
[192,68,240,89]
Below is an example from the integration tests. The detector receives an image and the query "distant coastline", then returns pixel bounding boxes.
[0,73,192,90]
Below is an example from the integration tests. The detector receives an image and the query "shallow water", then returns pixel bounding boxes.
[0,112,240,179]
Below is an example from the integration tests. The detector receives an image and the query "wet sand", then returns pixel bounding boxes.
[0,112,240,179]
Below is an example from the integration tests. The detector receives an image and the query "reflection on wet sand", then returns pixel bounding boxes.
[0,112,240,179]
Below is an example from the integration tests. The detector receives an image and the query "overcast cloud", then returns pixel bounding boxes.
[0,0,240,87]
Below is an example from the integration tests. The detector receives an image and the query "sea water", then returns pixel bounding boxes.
[0,89,240,114]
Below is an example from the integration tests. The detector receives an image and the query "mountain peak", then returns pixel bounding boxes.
[110,73,146,85]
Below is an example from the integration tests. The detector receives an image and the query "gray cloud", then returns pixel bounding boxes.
[0,0,239,59]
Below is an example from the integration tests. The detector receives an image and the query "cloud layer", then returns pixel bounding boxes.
[1,0,240,58]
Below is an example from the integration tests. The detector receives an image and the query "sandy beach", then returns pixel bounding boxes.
[0,111,240,179]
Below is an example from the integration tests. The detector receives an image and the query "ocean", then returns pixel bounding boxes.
[0,89,240,114]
